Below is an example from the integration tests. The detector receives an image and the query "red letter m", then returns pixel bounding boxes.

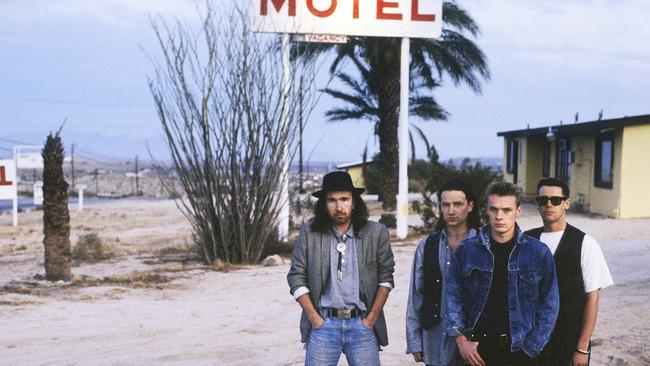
[261,0,297,16]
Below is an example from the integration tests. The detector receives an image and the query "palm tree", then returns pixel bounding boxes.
[42,130,71,281]
[297,1,490,210]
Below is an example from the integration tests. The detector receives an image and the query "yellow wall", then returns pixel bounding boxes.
[524,138,544,197]
[549,141,557,180]
[570,131,622,217]
[501,137,545,197]
[502,141,514,183]
[619,125,650,218]
[516,138,526,189]
[345,166,366,189]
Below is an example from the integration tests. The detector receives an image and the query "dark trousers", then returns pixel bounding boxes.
[475,338,540,366]
[539,326,591,366]
[539,341,591,366]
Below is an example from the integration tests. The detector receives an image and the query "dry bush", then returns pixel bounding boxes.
[72,233,108,262]
[148,2,319,264]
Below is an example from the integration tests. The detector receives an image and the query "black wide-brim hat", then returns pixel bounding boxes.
[312,171,365,198]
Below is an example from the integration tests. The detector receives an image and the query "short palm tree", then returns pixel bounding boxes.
[42,130,71,281]
[298,1,490,210]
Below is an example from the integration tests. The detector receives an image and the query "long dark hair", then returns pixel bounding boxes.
[435,177,481,231]
[310,192,369,234]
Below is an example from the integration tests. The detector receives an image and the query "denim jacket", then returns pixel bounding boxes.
[445,225,559,357]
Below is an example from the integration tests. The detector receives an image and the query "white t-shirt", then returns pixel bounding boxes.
[539,230,614,293]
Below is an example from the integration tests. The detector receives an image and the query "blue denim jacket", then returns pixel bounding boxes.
[445,225,559,357]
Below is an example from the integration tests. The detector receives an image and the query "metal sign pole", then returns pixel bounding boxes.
[278,33,291,242]
[12,186,18,227]
[12,146,18,226]
[396,37,410,239]
[78,188,84,211]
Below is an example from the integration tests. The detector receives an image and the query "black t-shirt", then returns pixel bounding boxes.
[474,236,516,334]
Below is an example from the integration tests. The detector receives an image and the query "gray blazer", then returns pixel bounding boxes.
[287,220,395,346]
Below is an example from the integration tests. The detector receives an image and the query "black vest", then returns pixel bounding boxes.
[421,231,443,329]
[526,224,586,365]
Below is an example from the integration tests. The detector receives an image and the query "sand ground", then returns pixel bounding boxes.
[0,199,648,365]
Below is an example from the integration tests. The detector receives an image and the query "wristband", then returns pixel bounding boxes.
[575,347,591,355]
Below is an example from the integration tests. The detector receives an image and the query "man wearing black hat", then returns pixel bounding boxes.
[288,171,396,365]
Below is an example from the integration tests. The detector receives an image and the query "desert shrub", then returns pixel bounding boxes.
[149,3,318,264]
[363,161,382,195]
[72,233,105,262]
[412,192,438,232]
[379,213,397,228]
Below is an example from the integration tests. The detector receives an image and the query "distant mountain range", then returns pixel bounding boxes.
[2,130,502,172]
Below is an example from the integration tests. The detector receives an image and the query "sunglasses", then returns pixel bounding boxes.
[535,196,566,206]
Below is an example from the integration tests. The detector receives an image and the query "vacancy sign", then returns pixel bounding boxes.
[251,0,442,39]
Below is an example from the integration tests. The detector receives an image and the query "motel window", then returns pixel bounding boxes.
[594,130,614,189]
[506,140,518,174]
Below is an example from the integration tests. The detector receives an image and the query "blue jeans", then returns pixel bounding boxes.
[306,316,380,366]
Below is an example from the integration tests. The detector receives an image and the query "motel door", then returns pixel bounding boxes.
[556,137,572,185]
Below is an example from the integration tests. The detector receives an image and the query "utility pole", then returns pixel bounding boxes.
[135,155,140,196]
[93,169,99,195]
[70,144,76,192]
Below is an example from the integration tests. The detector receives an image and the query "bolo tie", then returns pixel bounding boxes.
[333,231,349,280]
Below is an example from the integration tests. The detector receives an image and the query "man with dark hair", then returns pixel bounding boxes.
[406,177,480,365]
[287,171,395,365]
[446,181,559,366]
[526,178,613,366]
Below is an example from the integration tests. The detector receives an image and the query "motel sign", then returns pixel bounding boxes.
[0,159,18,226]
[253,0,442,38]
[252,0,442,239]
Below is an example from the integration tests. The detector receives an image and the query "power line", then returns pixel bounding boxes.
[0,93,153,109]
[0,136,36,145]
[75,147,126,162]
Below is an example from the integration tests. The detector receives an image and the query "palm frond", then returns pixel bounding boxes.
[442,0,480,36]
[409,96,449,120]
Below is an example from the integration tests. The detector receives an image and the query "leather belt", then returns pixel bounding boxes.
[470,332,511,348]
[323,308,360,320]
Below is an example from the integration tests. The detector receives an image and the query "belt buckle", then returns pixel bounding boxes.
[337,309,352,320]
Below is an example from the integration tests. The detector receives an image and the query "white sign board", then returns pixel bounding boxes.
[251,0,442,38]
[33,181,43,206]
[0,159,17,200]
[16,153,43,169]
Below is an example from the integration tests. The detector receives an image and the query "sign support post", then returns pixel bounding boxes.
[278,33,291,242]
[396,37,410,239]
[12,184,18,227]
[13,147,19,227]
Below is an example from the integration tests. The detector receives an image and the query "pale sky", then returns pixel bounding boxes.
[1,0,649,164]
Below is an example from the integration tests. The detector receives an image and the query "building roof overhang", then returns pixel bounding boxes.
[336,160,375,169]
[497,113,650,138]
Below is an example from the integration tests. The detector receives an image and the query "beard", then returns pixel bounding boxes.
[332,212,352,226]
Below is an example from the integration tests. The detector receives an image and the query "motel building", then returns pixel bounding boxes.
[497,113,650,218]
[336,160,375,190]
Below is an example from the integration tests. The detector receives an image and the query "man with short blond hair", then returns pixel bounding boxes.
[526,178,613,366]
[446,182,559,366]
